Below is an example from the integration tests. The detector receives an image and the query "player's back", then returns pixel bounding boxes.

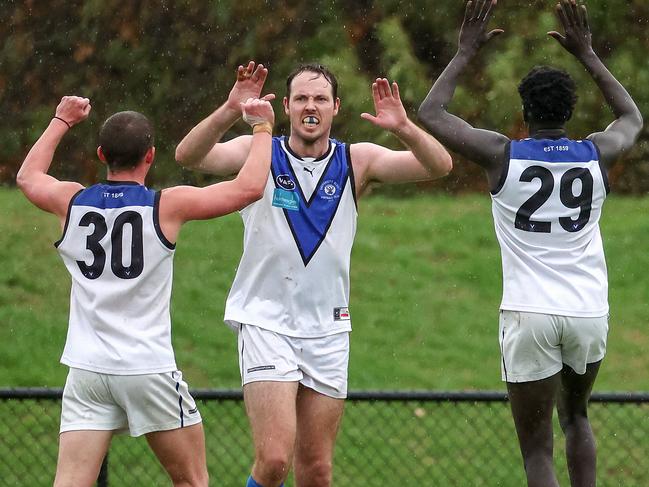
[491,137,609,317]
[56,181,177,374]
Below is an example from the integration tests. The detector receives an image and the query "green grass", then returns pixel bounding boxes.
[3,187,649,485]
[2,188,649,391]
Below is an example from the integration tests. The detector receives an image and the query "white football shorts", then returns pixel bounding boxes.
[60,368,202,437]
[499,310,608,383]
[237,323,349,399]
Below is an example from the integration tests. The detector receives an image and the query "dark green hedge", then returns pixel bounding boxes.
[1,0,646,192]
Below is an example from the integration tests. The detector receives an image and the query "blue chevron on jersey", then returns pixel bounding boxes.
[74,182,155,209]
[270,137,350,265]
[511,138,598,163]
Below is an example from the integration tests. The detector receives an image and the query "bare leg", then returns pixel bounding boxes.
[53,430,113,487]
[507,374,561,487]
[293,385,345,487]
[146,423,209,487]
[244,381,299,487]
[557,361,601,487]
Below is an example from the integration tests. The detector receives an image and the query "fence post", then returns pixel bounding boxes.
[97,454,108,487]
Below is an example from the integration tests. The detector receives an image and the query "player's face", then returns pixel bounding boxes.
[284,72,340,144]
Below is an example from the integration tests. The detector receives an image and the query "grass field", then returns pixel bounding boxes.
[2,187,649,391]
[3,187,649,485]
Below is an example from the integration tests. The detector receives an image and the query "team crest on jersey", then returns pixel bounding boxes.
[319,179,341,201]
[276,174,296,191]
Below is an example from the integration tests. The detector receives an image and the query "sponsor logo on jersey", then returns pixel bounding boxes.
[320,179,341,201]
[272,188,300,211]
[276,174,296,190]
[333,307,350,321]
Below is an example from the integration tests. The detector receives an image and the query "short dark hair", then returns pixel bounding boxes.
[286,63,338,100]
[518,66,577,124]
[98,111,154,170]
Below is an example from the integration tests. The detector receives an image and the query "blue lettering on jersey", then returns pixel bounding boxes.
[271,137,349,266]
[511,138,598,163]
[74,182,155,209]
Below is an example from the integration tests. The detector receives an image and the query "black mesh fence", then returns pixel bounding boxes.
[1,389,648,486]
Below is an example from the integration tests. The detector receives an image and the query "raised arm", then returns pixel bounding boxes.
[352,78,452,195]
[175,61,275,176]
[548,0,642,168]
[160,98,274,243]
[418,0,509,179]
[16,96,90,223]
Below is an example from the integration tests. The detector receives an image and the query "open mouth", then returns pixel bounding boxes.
[302,116,320,128]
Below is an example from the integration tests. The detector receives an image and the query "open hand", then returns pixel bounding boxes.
[227,61,275,111]
[55,96,91,127]
[548,0,593,59]
[458,0,503,55]
[360,78,408,132]
[241,97,275,128]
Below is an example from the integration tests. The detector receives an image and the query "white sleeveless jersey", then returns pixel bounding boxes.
[225,137,358,337]
[491,137,609,317]
[56,181,177,374]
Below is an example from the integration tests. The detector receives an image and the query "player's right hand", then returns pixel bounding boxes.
[241,97,275,128]
[227,61,275,112]
[547,0,594,59]
[55,96,91,127]
[458,0,503,55]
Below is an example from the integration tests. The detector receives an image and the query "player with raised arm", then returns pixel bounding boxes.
[418,1,642,486]
[176,61,452,487]
[16,94,274,487]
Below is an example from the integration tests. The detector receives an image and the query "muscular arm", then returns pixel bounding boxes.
[175,61,273,176]
[161,99,275,242]
[418,0,509,186]
[16,97,90,223]
[548,0,642,168]
[354,78,452,194]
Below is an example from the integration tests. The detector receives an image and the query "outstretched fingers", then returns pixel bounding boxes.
[359,112,378,123]
[579,4,590,30]
[561,0,577,27]
[237,61,254,82]
[556,2,569,30]
[476,0,490,20]
[482,0,498,21]
[251,63,268,83]
[377,78,392,99]
[464,0,476,21]
[391,81,401,103]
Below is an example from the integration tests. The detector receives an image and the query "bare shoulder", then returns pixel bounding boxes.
[349,142,386,168]
[52,181,85,218]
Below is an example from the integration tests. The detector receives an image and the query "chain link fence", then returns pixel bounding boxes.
[1,389,648,486]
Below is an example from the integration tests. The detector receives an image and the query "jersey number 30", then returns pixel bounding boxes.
[76,211,144,279]
[515,166,593,233]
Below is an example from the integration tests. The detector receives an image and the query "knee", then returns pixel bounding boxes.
[558,408,589,433]
[170,466,209,487]
[256,451,291,483]
[297,459,333,486]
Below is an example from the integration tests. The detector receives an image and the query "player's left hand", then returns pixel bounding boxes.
[241,97,275,128]
[360,79,408,132]
[548,0,594,59]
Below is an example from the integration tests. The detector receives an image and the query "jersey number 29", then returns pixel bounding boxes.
[515,166,593,233]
